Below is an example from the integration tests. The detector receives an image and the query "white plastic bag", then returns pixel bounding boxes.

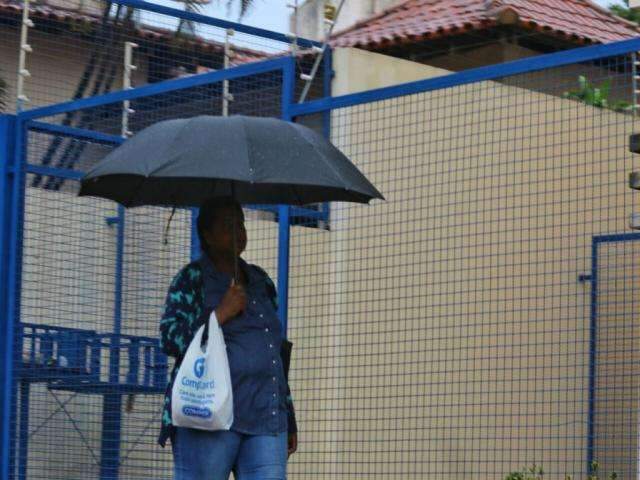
[171,311,233,430]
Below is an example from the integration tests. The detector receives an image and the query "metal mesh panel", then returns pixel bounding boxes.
[0,0,326,113]
[288,54,637,478]
[7,58,286,478]
[593,237,640,478]
[5,24,640,480]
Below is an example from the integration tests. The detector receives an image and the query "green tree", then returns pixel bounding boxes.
[609,0,640,24]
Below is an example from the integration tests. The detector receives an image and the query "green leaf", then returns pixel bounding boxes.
[599,79,611,99]
[578,75,588,91]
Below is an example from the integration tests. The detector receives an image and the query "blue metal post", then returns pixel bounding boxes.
[277,206,291,335]
[191,208,200,261]
[277,57,296,336]
[2,114,26,480]
[0,114,16,480]
[100,205,125,480]
[587,238,598,475]
[321,48,333,228]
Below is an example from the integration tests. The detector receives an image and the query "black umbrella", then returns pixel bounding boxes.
[79,115,384,207]
[79,115,383,280]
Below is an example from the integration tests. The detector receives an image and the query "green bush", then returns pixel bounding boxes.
[563,75,632,113]
[505,464,544,480]
[504,461,618,480]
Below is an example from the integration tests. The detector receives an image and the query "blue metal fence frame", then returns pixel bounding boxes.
[2,29,640,480]
[289,37,640,116]
[0,54,299,480]
[0,113,17,480]
[587,232,640,472]
[3,113,26,480]
[289,38,640,477]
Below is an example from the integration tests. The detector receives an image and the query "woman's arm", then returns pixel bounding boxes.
[159,264,207,358]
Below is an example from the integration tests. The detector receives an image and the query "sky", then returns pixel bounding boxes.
[150,0,626,38]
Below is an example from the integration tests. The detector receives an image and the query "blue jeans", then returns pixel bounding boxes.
[172,427,288,480]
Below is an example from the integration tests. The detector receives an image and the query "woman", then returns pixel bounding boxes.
[158,197,298,480]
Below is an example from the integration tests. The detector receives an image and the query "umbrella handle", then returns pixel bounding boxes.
[233,202,238,282]
[232,183,239,283]
[163,206,177,246]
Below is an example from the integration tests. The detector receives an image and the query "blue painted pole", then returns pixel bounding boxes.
[321,48,333,228]
[2,115,26,480]
[277,57,296,336]
[191,208,200,262]
[277,206,291,335]
[100,205,125,480]
[0,114,16,480]
[587,238,598,475]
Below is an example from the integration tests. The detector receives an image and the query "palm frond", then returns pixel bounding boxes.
[238,0,254,18]
[176,0,206,37]
[0,75,6,113]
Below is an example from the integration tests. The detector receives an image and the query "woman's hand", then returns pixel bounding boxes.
[215,280,247,325]
[288,433,298,457]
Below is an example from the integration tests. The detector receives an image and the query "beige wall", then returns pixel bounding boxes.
[283,48,638,478]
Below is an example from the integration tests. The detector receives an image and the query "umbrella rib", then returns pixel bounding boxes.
[291,123,351,193]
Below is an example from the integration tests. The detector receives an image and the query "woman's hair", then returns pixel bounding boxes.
[196,197,239,252]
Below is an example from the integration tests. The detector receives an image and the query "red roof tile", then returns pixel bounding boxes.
[332,0,640,49]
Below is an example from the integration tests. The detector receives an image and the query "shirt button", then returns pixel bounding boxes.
[265,327,269,332]
[272,376,276,381]
[269,344,274,348]
[272,410,276,416]
[252,300,256,305]
[273,393,277,398]
[259,314,264,318]
[272,359,277,364]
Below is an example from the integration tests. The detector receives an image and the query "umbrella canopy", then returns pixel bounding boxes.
[79,115,384,207]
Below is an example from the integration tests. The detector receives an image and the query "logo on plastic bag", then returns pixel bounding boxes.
[183,405,212,418]
[194,357,205,378]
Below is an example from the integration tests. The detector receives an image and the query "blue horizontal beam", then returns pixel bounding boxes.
[27,121,124,146]
[25,164,84,181]
[249,204,329,222]
[20,57,289,121]
[593,232,640,244]
[291,37,640,116]
[114,0,321,49]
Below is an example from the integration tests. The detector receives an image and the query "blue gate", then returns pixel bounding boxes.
[0,54,323,479]
[2,7,640,479]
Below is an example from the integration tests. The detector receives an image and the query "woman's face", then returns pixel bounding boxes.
[203,203,247,258]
